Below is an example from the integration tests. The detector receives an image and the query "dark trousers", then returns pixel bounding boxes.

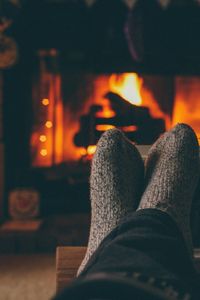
[54,209,200,300]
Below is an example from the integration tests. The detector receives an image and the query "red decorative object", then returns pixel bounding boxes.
[9,188,40,219]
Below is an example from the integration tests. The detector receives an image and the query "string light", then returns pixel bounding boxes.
[42,98,49,106]
[39,97,52,158]
[45,121,53,128]
[39,135,47,142]
[40,149,48,156]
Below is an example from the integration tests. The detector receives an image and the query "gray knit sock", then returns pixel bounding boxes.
[77,128,144,275]
[138,123,200,256]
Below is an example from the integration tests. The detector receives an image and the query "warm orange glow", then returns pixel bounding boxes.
[39,135,47,142]
[96,125,115,131]
[109,73,143,106]
[101,103,116,118]
[74,74,170,160]
[63,75,117,161]
[96,125,138,132]
[42,98,49,106]
[40,149,48,156]
[87,145,97,155]
[121,125,138,132]
[34,71,200,164]
[45,121,53,128]
[95,100,116,118]
[140,85,171,130]
[172,77,200,143]
[78,147,87,156]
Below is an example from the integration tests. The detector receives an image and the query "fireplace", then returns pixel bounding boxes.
[30,51,199,168]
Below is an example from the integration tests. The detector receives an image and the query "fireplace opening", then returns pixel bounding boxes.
[30,52,199,169]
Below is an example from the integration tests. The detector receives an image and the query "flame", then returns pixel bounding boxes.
[65,73,170,160]
[96,125,115,131]
[87,145,97,155]
[78,147,87,156]
[109,73,143,105]
[34,72,200,164]
[172,77,200,143]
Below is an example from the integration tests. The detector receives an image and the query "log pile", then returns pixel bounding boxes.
[74,92,165,147]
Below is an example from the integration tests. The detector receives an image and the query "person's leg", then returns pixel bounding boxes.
[80,123,199,276]
[55,124,200,300]
[73,124,200,299]
[77,128,144,274]
[79,209,198,283]
[138,123,200,256]
[55,209,200,300]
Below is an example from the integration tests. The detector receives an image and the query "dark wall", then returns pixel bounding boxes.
[8,0,200,74]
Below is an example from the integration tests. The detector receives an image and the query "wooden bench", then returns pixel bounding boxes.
[56,246,200,293]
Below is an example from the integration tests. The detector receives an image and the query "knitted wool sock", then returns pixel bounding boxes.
[77,128,144,275]
[138,123,200,256]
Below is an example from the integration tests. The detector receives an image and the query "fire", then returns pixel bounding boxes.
[31,69,200,166]
[87,145,97,155]
[172,77,200,143]
[34,70,200,165]
[109,73,143,106]
[96,125,115,131]
[64,73,170,161]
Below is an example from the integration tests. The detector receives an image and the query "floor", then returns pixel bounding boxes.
[0,214,90,299]
[0,254,56,300]
[0,214,90,254]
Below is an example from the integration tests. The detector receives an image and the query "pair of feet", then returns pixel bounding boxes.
[78,123,200,275]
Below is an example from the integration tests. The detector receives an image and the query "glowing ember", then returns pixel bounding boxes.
[96,125,115,131]
[87,145,97,155]
[120,125,138,132]
[109,73,143,106]
[78,147,87,156]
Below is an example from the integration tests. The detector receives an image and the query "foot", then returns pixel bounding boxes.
[138,123,200,256]
[77,128,144,275]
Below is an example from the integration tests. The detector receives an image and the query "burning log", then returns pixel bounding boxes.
[105,92,150,121]
[74,92,165,148]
